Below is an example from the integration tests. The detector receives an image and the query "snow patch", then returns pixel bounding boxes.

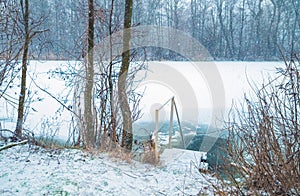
[0,144,215,195]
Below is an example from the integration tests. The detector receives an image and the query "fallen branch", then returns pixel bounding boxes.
[0,140,28,151]
[123,171,138,179]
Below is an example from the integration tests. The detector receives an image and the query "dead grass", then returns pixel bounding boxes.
[140,149,160,165]
[108,145,133,164]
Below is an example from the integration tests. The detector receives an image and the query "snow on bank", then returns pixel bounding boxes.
[0,144,215,195]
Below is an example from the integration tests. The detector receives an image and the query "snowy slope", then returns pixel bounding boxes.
[0,144,215,195]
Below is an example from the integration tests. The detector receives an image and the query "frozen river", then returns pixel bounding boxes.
[0,60,284,140]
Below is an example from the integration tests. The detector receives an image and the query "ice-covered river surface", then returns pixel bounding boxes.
[0,61,283,140]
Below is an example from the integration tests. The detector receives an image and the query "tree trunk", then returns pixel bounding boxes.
[15,0,30,139]
[109,0,117,149]
[238,0,246,60]
[118,0,133,151]
[84,0,95,149]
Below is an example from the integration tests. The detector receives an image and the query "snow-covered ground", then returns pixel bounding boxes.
[0,143,215,195]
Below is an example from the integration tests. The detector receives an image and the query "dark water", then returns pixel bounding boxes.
[187,134,227,171]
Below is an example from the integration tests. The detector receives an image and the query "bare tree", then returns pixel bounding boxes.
[64,0,144,151]
[83,0,95,149]
[15,0,31,138]
[14,0,47,139]
[108,0,117,149]
[118,0,133,151]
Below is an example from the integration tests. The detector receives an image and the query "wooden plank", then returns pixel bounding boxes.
[174,101,186,149]
[168,97,174,148]
[155,109,159,162]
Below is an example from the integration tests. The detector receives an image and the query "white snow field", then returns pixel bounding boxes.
[0,144,215,195]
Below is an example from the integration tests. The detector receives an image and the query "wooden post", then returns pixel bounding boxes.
[168,97,174,148]
[155,109,159,162]
[174,101,186,149]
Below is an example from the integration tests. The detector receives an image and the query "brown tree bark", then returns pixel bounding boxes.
[109,0,117,149]
[15,0,30,139]
[118,0,133,151]
[84,0,95,149]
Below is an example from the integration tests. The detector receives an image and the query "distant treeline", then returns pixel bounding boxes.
[1,0,299,61]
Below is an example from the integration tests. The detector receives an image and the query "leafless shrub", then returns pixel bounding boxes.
[219,54,300,195]
[108,145,133,164]
[140,138,159,165]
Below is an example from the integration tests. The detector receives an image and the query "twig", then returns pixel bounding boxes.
[158,191,167,195]
[0,129,15,136]
[28,74,79,118]
[123,171,138,179]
